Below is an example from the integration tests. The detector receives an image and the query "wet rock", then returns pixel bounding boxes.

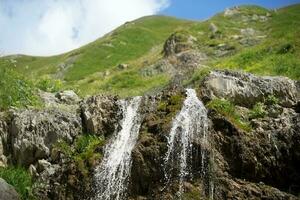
[11,109,82,166]
[0,178,20,200]
[81,95,121,137]
[200,70,300,107]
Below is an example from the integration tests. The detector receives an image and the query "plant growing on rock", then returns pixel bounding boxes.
[249,102,267,119]
[207,98,251,132]
[54,134,105,177]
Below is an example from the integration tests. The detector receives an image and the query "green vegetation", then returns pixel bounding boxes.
[0,4,299,98]
[0,166,34,200]
[249,102,267,119]
[54,134,105,176]
[0,16,192,97]
[207,98,251,132]
[0,67,40,110]
[213,4,300,80]
[36,76,62,93]
[265,95,279,105]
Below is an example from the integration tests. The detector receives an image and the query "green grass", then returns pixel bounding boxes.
[0,166,34,200]
[0,67,40,110]
[0,4,299,99]
[213,4,300,80]
[0,16,192,97]
[207,98,252,132]
[54,134,105,177]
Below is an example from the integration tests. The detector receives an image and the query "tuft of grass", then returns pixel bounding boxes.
[183,66,211,86]
[207,98,251,132]
[54,134,104,177]
[36,76,63,93]
[0,166,35,200]
[249,102,267,119]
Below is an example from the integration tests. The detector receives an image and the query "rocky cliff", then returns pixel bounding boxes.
[0,69,299,200]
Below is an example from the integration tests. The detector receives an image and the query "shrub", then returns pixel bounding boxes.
[0,68,39,110]
[265,95,279,105]
[55,134,104,177]
[0,166,34,200]
[36,76,62,93]
[249,102,267,119]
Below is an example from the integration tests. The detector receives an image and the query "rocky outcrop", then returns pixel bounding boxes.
[81,95,121,137]
[0,178,20,200]
[200,70,300,107]
[163,32,197,57]
[0,113,8,167]
[10,109,82,166]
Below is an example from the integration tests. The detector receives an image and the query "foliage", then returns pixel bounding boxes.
[249,102,267,119]
[207,98,251,132]
[36,76,62,93]
[184,67,211,86]
[0,67,39,110]
[54,134,104,176]
[0,166,34,200]
[265,95,279,105]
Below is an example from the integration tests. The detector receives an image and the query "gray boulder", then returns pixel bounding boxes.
[201,70,300,107]
[11,109,82,166]
[81,95,121,137]
[0,178,20,200]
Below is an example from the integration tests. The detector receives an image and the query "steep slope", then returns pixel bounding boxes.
[0,4,299,98]
[0,16,193,96]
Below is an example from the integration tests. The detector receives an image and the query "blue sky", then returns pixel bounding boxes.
[0,0,299,56]
[162,0,300,20]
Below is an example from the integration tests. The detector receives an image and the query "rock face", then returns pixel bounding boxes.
[201,70,300,107]
[10,109,82,166]
[81,95,121,137]
[0,113,8,167]
[1,72,299,200]
[0,178,20,200]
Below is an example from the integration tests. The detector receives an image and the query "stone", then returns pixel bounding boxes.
[55,90,80,105]
[241,28,256,36]
[200,70,300,107]
[81,95,121,137]
[0,178,20,200]
[11,109,82,166]
[117,63,129,70]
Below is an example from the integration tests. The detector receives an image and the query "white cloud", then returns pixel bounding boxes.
[0,0,169,56]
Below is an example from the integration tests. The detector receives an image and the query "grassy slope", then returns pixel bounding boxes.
[0,16,193,97]
[1,5,299,98]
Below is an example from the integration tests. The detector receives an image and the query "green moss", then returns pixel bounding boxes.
[182,188,202,200]
[0,166,35,200]
[207,98,251,132]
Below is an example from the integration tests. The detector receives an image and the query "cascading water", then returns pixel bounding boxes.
[163,89,209,198]
[92,96,142,200]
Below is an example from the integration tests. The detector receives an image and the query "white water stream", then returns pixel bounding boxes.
[92,97,142,200]
[163,89,209,198]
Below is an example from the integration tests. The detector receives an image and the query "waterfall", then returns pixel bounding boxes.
[163,89,209,198]
[92,96,142,200]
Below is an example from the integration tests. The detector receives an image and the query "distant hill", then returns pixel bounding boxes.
[0,4,299,97]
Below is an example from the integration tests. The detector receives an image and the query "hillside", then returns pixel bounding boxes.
[0,4,299,100]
